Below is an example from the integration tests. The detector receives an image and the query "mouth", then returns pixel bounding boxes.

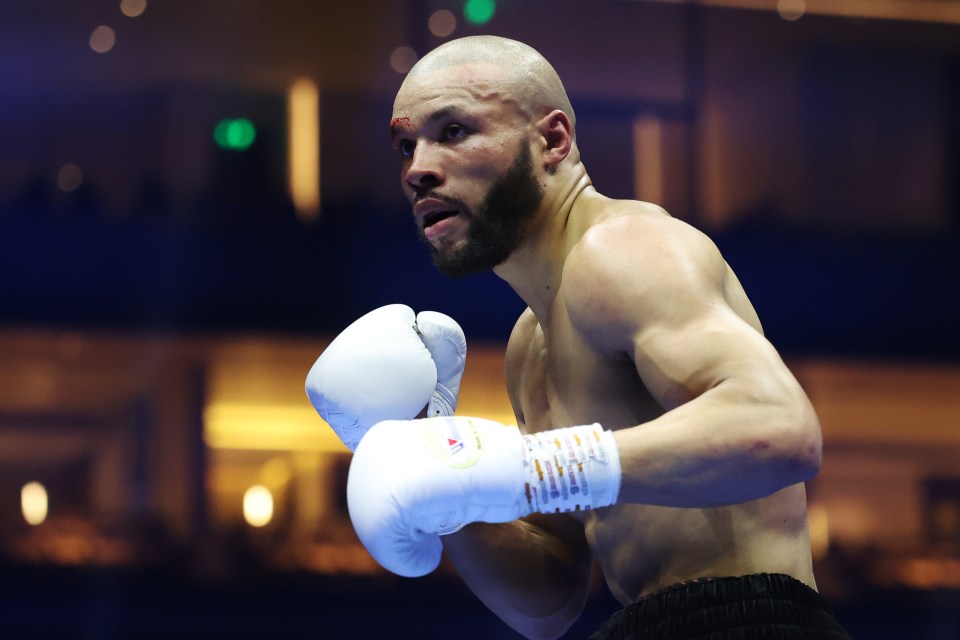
[414,196,463,233]
[422,209,459,231]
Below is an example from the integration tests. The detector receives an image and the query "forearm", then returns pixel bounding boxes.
[442,516,591,640]
[615,378,822,508]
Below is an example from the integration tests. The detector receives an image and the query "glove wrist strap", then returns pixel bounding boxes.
[521,424,622,514]
[427,384,456,418]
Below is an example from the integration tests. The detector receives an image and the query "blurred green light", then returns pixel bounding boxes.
[463,0,495,25]
[214,118,257,151]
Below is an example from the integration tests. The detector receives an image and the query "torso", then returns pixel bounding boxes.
[504,202,817,604]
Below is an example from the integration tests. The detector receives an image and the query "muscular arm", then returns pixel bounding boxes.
[441,310,592,640]
[442,514,592,640]
[566,216,822,508]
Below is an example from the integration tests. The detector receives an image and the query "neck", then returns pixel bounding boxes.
[493,169,597,322]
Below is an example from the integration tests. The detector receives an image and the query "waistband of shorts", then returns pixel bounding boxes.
[630,573,828,613]
[589,573,851,640]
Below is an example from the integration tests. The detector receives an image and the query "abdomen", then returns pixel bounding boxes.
[586,483,817,603]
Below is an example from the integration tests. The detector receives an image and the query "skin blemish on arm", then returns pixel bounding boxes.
[748,440,770,453]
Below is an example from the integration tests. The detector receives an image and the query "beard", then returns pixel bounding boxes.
[416,142,544,278]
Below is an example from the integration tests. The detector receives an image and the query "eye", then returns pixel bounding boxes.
[444,123,467,141]
[397,139,416,158]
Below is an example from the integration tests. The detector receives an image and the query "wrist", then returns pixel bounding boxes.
[521,424,621,514]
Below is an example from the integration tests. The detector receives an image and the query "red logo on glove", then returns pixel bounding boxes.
[447,437,464,455]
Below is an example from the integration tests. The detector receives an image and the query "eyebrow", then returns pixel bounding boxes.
[389,107,465,141]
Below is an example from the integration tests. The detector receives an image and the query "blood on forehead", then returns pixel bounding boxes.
[389,116,411,135]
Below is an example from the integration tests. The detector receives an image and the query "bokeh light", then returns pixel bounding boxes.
[260,456,293,487]
[777,0,806,21]
[56,164,83,192]
[89,25,117,53]
[390,46,418,74]
[119,0,148,18]
[214,118,257,151]
[463,0,496,26]
[21,482,49,526]
[428,9,457,38]
[808,503,830,561]
[243,485,274,528]
[287,77,321,220]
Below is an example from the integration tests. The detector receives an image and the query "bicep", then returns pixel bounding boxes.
[568,219,795,411]
[632,304,792,411]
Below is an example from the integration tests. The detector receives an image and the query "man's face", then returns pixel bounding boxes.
[417,141,543,277]
[391,64,544,277]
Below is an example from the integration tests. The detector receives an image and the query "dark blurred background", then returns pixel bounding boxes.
[0,1,958,638]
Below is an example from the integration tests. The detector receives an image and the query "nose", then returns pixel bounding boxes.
[404,142,444,193]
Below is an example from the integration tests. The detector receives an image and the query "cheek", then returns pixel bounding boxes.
[460,149,507,180]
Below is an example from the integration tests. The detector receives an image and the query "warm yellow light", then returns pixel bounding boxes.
[260,456,293,487]
[808,503,830,561]
[287,77,320,222]
[633,115,664,205]
[22,482,49,526]
[895,558,960,590]
[119,0,148,18]
[390,46,418,74]
[204,403,348,452]
[89,26,116,54]
[428,10,457,38]
[202,344,514,454]
[243,485,274,527]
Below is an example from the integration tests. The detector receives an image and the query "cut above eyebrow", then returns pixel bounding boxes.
[389,116,411,132]
[389,106,468,140]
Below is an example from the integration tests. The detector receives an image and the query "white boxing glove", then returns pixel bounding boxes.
[347,416,621,578]
[305,305,465,451]
[416,311,467,418]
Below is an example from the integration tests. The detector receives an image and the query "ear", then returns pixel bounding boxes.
[536,110,573,169]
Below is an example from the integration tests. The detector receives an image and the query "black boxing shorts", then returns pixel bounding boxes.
[588,573,852,639]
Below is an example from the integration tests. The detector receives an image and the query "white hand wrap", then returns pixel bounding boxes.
[520,423,622,514]
[346,417,621,577]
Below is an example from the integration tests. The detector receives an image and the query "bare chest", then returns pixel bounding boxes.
[511,315,661,434]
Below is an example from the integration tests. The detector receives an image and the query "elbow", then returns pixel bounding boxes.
[505,580,589,640]
[745,387,822,489]
[779,401,822,484]
[511,607,582,640]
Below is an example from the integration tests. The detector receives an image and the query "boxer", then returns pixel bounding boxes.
[310,36,851,640]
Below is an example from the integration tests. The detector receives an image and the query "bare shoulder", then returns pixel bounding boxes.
[562,202,728,354]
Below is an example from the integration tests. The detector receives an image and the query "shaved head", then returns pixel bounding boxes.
[391,37,583,277]
[402,36,576,131]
